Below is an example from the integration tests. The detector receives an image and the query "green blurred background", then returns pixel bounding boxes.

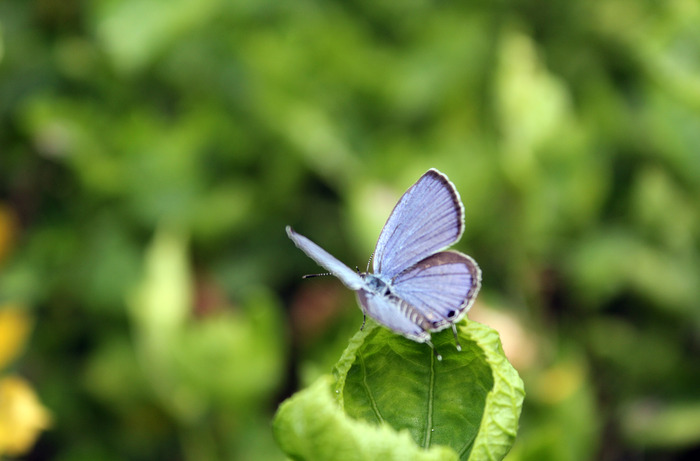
[1,0,699,460]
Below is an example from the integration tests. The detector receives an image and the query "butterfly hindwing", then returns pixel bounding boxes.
[373,169,464,278]
[356,289,432,343]
[390,250,481,330]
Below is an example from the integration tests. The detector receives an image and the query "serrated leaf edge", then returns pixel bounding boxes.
[463,321,525,461]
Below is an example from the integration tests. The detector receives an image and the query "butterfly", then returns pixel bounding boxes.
[286,168,481,359]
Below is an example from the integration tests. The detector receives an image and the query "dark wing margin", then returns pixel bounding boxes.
[372,169,465,278]
[390,250,481,331]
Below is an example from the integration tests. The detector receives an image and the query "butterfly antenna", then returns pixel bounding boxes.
[451,323,462,351]
[302,272,333,279]
[366,252,374,273]
[360,313,366,331]
[426,340,442,361]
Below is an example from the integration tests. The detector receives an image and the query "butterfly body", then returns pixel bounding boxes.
[287,168,481,354]
[361,273,391,295]
[357,272,433,342]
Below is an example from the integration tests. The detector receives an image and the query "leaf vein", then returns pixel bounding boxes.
[359,351,384,424]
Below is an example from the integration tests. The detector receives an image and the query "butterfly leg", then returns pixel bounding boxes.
[451,323,462,351]
[360,313,366,331]
[425,339,443,361]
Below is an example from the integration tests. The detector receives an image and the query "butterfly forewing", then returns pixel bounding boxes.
[373,169,464,278]
[286,226,364,290]
[390,251,481,330]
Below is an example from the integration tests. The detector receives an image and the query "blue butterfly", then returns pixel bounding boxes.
[287,168,481,359]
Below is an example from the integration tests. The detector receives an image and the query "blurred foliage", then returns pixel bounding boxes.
[1,0,700,460]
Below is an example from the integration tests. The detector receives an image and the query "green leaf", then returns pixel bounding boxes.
[274,375,458,461]
[275,319,524,461]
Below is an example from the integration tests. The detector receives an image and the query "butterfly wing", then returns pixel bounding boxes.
[390,250,481,330]
[286,226,364,290]
[356,289,432,343]
[373,169,464,278]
